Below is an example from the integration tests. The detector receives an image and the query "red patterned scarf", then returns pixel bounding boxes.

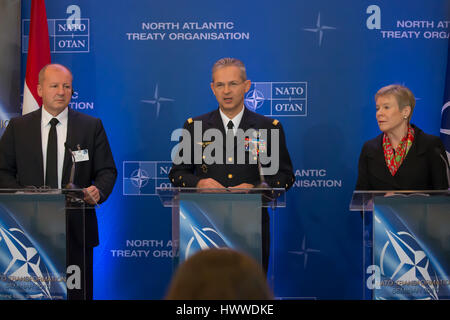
[382,126,415,176]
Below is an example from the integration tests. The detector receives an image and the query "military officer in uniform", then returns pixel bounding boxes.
[169,57,295,272]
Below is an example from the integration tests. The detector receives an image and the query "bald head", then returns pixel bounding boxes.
[37,63,73,116]
[38,64,73,85]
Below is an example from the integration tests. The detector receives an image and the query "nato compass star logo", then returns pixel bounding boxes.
[379,230,439,300]
[289,235,320,269]
[303,12,336,47]
[185,226,228,260]
[0,226,52,299]
[130,168,150,189]
[141,84,175,118]
[180,211,228,260]
[245,89,265,111]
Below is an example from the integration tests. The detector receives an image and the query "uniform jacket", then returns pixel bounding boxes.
[169,107,295,190]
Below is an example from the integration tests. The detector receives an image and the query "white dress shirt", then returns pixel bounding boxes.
[41,107,68,189]
[219,105,244,135]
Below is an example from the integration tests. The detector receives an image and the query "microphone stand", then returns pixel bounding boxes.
[437,150,450,190]
[255,157,269,189]
[253,139,273,205]
[64,143,78,189]
[64,143,84,205]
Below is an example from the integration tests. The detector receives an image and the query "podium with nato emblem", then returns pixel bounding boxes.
[0,189,91,300]
[350,190,450,300]
[157,187,286,285]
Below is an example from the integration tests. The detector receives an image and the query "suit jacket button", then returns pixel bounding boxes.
[228,174,233,179]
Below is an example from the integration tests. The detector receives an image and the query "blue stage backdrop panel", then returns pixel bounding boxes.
[18,0,450,299]
[0,0,21,136]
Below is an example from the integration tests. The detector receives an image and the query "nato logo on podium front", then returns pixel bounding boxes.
[0,225,54,299]
[378,230,439,300]
[184,224,228,260]
[366,213,450,300]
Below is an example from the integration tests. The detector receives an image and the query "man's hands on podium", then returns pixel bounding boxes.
[83,185,100,204]
[196,178,225,189]
[196,179,254,192]
[230,183,254,189]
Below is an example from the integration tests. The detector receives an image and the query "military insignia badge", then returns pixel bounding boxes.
[244,132,266,155]
[196,141,212,148]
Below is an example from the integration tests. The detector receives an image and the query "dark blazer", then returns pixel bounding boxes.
[355,124,449,190]
[0,108,117,246]
[169,107,295,190]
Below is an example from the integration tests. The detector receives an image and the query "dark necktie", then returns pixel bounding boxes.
[226,120,235,143]
[46,118,59,189]
[227,120,234,133]
[226,120,236,163]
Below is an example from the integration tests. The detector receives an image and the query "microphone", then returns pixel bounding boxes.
[253,132,269,189]
[255,158,269,189]
[435,147,450,190]
[64,142,78,189]
[254,140,270,195]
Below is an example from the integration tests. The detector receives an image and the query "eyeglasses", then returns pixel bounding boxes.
[213,81,245,91]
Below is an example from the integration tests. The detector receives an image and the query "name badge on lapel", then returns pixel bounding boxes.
[73,149,89,162]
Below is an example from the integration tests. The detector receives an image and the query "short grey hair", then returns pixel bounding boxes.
[211,57,247,82]
[375,84,415,121]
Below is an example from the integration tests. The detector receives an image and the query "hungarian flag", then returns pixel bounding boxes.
[22,0,51,115]
[442,40,450,162]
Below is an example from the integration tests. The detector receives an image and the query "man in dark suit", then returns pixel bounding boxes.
[169,58,295,272]
[0,64,117,299]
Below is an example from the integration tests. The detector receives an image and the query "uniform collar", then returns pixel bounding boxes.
[219,105,244,132]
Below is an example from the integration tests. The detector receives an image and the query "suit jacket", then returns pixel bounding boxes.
[169,107,295,190]
[0,108,117,246]
[355,124,449,190]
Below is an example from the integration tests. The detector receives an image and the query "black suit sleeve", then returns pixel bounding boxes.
[262,122,295,191]
[169,120,201,188]
[91,119,117,203]
[0,119,21,188]
[428,137,449,190]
